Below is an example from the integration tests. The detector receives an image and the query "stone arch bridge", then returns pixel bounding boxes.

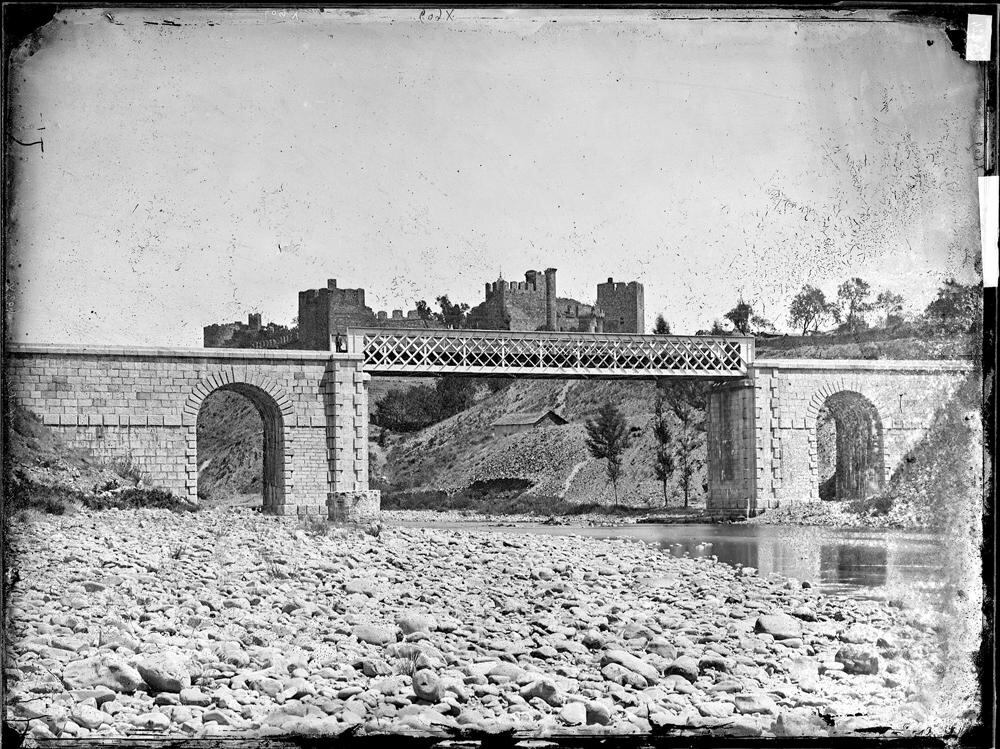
[5,329,971,520]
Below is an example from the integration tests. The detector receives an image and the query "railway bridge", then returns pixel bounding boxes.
[5,328,971,520]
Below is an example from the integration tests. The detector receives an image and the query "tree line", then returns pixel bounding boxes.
[584,379,707,509]
[658,276,981,340]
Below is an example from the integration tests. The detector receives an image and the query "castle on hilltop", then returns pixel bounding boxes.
[466,269,644,334]
[204,270,645,350]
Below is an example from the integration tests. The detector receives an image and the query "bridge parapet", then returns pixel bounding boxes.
[346,327,754,378]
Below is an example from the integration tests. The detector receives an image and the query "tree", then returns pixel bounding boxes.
[924,278,982,363]
[372,385,441,432]
[435,295,470,329]
[835,277,873,333]
[436,376,476,417]
[414,300,434,327]
[724,300,752,335]
[653,315,671,335]
[723,299,774,336]
[651,389,674,505]
[924,278,979,333]
[585,403,633,506]
[788,285,834,335]
[873,290,905,327]
[661,381,708,507]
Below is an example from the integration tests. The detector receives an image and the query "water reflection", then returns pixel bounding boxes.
[820,544,888,587]
[397,518,950,606]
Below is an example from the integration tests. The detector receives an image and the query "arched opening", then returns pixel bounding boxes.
[196,383,285,509]
[816,390,884,501]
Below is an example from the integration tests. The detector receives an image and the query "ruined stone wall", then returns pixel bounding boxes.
[5,345,376,519]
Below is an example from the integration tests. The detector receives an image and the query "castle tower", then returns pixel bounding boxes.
[544,268,558,331]
[596,277,644,334]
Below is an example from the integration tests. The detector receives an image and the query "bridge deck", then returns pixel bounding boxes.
[346,328,754,378]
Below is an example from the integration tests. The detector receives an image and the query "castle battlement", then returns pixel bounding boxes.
[469,267,642,334]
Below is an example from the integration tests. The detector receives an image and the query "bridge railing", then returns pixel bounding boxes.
[344,327,754,378]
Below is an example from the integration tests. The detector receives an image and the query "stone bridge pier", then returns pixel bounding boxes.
[5,345,380,522]
[706,358,974,515]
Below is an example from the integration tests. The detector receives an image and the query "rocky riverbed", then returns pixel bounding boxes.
[3,507,975,741]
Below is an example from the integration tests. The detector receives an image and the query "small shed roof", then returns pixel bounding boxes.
[492,410,567,427]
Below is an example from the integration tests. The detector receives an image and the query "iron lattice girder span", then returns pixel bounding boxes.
[346,328,754,379]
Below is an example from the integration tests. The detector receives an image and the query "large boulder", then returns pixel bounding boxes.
[520,679,565,707]
[396,611,437,635]
[352,624,396,646]
[734,692,779,715]
[560,701,586,725]
[771,708,829,737]
[646,637,677,661]
[839,624,880,644]
[664,655,700,683]
[835,645,880,675]
[412,669,443,702]
[600,649,659,683]
[754,613,803,641]
[601,662,647,688]
[62,654,143,694]
[135,652,191,693]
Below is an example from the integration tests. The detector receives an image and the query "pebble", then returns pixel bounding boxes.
[351,624,396,646]
[665,655,700,683]
[835,645,880,675]
[412,669,443,702]
[4,507,948,739]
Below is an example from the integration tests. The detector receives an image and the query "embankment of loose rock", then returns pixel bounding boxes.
[3,507,977,741]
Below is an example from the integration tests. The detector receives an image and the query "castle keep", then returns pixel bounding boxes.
[466,269,644,334]
[297,279,428,350]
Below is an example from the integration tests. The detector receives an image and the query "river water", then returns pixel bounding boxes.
[394,520,951,608]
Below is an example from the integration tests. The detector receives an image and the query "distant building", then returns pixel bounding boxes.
[596,277,645,334]
[466,269,643,334]
[203,313,298,349]
[297,279,429,350]
[206,268,646,352]
[491,409,568,438]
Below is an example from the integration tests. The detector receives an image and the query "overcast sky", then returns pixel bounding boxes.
[5,8,984,346]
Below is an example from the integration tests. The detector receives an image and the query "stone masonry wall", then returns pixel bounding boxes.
[4,345,376,519]
[750,359,972,507]
[706,379,756,513]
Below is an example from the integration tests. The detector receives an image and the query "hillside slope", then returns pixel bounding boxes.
[3,407,186,513]
[382,378,699,507]
[861,371,984,529]
[196,390,263,501]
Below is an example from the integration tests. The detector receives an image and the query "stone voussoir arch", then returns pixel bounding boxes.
[181,368,297,506]
[805,379,888,498]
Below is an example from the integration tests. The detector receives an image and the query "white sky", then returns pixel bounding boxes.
[5,8,984,345]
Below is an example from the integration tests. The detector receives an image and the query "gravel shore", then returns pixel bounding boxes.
[3,507,970,741]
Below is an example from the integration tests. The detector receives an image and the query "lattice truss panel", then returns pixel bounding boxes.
[350,329,751,378]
